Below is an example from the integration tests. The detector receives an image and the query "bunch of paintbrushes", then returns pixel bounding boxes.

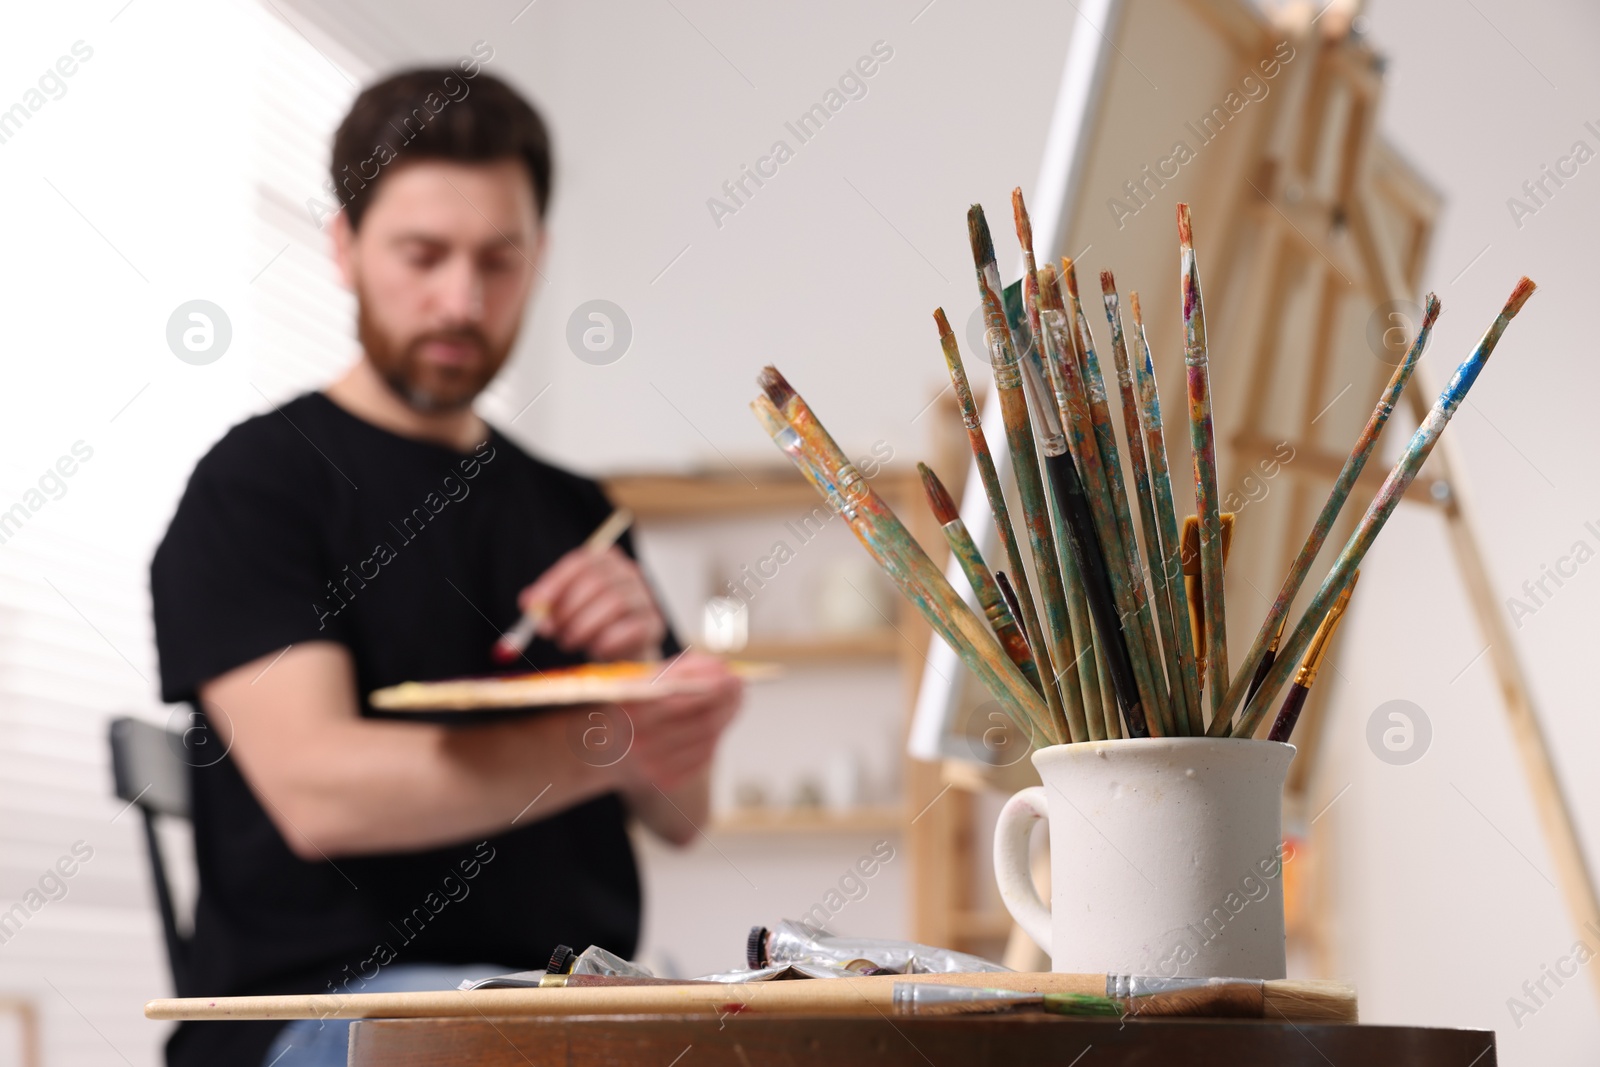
[752,193,1536,749]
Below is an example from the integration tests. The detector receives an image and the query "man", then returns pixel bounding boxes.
[150,67,741,1067]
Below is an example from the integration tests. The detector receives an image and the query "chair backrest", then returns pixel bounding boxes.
[108,716,192,992]
[109,716,191,819]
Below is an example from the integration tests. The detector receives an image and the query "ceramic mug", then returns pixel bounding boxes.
[993,737,1294,978]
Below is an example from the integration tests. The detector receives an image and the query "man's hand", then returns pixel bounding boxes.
[619,653,742,792]
[612,653,742,841]
[519,546,667,662]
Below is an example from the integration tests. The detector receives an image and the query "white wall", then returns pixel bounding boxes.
[0,3,364,1064]
[1315,1,1600,1062]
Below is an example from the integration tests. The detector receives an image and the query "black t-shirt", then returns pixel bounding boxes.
[150,393,666,1067]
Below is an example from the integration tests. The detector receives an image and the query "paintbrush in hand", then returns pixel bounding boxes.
[493,508,634,663]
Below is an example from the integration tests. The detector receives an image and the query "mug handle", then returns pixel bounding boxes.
[993,786,1052,953]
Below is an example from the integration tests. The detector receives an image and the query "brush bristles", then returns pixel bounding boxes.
[933,307,954,338]
[1262,979,1358,1024]
[1038,263,1063,311]
[1012,188,1034,251]
[1060,257,1080,298]
[1177,202,1194,247]
[1181,514,1201,575]
[1503,276,1537,317]
[967,205,997,269]
[1421,292,1441,328]
[758,365,797,408]
[1129,291,1144,325]
[918,463,960,525]
[1100,269,1117,296]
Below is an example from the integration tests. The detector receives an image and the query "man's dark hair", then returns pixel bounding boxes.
[330,66,552,230]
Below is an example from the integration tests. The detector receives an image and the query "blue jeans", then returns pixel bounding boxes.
[261,962,512,1067]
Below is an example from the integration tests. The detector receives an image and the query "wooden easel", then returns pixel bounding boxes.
[908,0,1600,1003]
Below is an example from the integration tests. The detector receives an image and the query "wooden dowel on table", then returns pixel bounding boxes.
[145,971,1357,1023]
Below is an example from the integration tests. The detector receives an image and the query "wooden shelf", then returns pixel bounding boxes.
[708,806,903,836]
[740,629,903,664]
[603,468,921,521]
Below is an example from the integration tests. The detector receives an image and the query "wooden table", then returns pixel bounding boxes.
[350,1013,1496,1065]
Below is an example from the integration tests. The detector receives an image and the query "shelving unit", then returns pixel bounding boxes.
[740,630,902,664]
[604,465,930,851]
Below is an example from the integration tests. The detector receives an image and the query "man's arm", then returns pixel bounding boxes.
[200,641,739,859]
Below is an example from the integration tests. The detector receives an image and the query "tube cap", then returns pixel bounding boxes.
[745,926,769,969]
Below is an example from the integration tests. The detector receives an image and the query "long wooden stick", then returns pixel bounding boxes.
[144,972,1356,1023]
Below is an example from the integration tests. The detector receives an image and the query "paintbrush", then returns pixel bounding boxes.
[1267,573,1358,743]
[1181,513,1235,683]
[1128,291,1205,733]
[934,309,1064,726]
[753,391,1055,743]
[920,463,1042,693]
[999,274,1104,740]
[969,205,1084,743]
[1059,260,1175,736]
[1178,203,1230,726]
[1213,294,1441,731]
[493,508,635,664]
[146,971,1356,1024]
[1011,190,1108,738]
[1231,277,1537,738]
[1245,617,1287,708]
[1100,269,1189,734]
[755,372,1060,745]
[1034,265,1153,737]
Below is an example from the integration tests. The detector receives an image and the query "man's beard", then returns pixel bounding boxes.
[356,295,515,414]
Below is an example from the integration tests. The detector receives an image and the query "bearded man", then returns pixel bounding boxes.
[150,68,740,1067]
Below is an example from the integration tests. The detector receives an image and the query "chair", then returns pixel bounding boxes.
[108,716,192,993]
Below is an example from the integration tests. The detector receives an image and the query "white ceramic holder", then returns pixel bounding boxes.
[993,737,1294,978]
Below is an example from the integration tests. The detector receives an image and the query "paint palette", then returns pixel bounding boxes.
[368,659,779,720]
